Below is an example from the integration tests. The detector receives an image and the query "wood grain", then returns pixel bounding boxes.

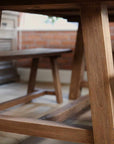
[0,115,93,144]
[0,48,72,61]
[69,22,84,100]
[80,81,88,88]
[0,1,113,23]
[112,128,114,142]
[27,58,39,94]
[81,5,114,144]
[50,57,63,104]
[0,7,114,22]
[41,95,90,122]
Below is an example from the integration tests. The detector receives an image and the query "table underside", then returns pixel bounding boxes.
[0,0,114,22]
[0,2,114,144]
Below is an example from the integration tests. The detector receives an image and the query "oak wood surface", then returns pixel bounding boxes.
[0,48,72,61]
[0,8,114,22]
[0,1,113,22]
[27,56,63,104]
[112,129,114,142]
[41,95,90,122]
[50,57,63,104]
[27,58,39,94]
[80,81,88,88]
[81,5,114,144]
[69,22,84,100]
[0,1,113,144]
[0,115,93,144]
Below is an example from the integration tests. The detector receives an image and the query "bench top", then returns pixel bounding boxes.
[0,48,72,61]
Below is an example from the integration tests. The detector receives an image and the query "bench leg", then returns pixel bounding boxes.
[69,22,85,100]
[81,6,114,144]
[27,58,39,95]
[50,57,63,104]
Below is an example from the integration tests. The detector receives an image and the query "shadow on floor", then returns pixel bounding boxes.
[19,136,77,144]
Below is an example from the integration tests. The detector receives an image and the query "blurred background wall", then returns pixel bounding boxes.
[1,12,113,84]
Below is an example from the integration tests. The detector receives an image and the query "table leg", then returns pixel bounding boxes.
[81,6,114,144]
[50,57,63,104]
[27,58,39,94]
[69,22,85,100]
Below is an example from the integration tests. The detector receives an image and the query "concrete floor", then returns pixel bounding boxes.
[0,82,69,103]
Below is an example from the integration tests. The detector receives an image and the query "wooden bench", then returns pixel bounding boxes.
[0,48,92,144]
[0,48,72,106]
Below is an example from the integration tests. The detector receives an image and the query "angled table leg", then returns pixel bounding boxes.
[50,57,63,104]
[81,6,114,144]
[69,22,85,100]
[27,58,39,94]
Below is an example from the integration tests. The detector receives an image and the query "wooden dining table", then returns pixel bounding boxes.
[0,1,114,144]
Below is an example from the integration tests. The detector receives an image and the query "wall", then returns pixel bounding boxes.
[17,23,114,83]
[17,31,77,70]
[17,23,114,69]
